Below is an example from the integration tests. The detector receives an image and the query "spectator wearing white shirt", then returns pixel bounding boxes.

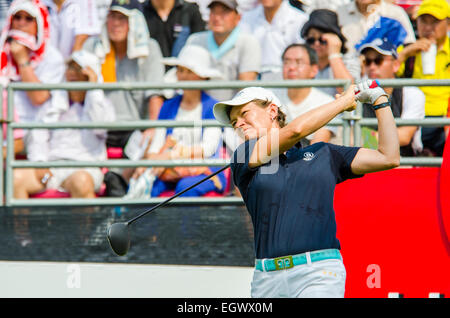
[278,43,339,145]
[239,0,309,78]
[43,0,101,60]
[127,45,227,198]
[13,50,116,199]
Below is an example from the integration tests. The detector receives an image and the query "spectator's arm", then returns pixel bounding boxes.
[397,86,425,147]
[329,56,354,93]
[238,71,258,81]
[72,34,90,52]
[396,126,417,146]
[11,40,50,105]
[3,138,24,158]
[148,95,165,121]
[397,38,434,65]
[18,63,51,105]
[321,33,354,93]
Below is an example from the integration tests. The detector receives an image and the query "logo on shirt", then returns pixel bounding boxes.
[303,152,315,161]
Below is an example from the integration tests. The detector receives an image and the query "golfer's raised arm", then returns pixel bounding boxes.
[250,85,357,168]
[350,81,400,174]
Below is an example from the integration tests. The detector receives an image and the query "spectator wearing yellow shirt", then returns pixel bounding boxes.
[397,0,450,156]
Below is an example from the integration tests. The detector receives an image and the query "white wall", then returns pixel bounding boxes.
[0,261,254,298]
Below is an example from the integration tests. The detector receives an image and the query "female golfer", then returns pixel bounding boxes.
[213,80,399,298]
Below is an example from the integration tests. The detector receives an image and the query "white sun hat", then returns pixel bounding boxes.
[213,87,283,126]
[162,45,223,79]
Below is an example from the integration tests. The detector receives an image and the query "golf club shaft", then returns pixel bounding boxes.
[127,163,231,225]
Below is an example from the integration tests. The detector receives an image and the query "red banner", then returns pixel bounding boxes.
[334,135,450,298]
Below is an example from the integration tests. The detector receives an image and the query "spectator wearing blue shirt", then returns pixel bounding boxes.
[213,82,400,298]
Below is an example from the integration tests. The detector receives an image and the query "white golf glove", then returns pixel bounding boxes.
[354,79,389,104]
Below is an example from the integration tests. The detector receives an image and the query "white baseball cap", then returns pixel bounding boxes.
[213,87,283,125]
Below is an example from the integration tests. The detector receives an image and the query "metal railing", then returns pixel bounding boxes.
[2,79,449,207]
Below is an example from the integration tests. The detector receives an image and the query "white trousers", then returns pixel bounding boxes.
[251,258,346,298]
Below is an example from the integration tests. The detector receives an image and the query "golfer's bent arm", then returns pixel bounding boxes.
[351,96,400,175]
[249,86,357,168]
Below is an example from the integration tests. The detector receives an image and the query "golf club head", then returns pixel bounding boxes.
[107,222,130,256]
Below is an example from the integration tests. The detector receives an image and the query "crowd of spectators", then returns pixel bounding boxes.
[0,0,448,199]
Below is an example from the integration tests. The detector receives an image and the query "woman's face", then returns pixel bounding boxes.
[305,28,328,59]
[176,65,205,81]
[10,10,37,36]
[229,101,277,140]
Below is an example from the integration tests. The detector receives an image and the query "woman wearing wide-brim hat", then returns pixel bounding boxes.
[127,45,227,198]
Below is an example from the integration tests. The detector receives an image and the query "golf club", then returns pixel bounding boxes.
[107,163,231,256]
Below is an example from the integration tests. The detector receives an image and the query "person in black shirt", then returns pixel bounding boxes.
[143,0,205,58]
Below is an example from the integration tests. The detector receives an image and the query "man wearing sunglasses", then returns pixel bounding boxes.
[359,37,425,156]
